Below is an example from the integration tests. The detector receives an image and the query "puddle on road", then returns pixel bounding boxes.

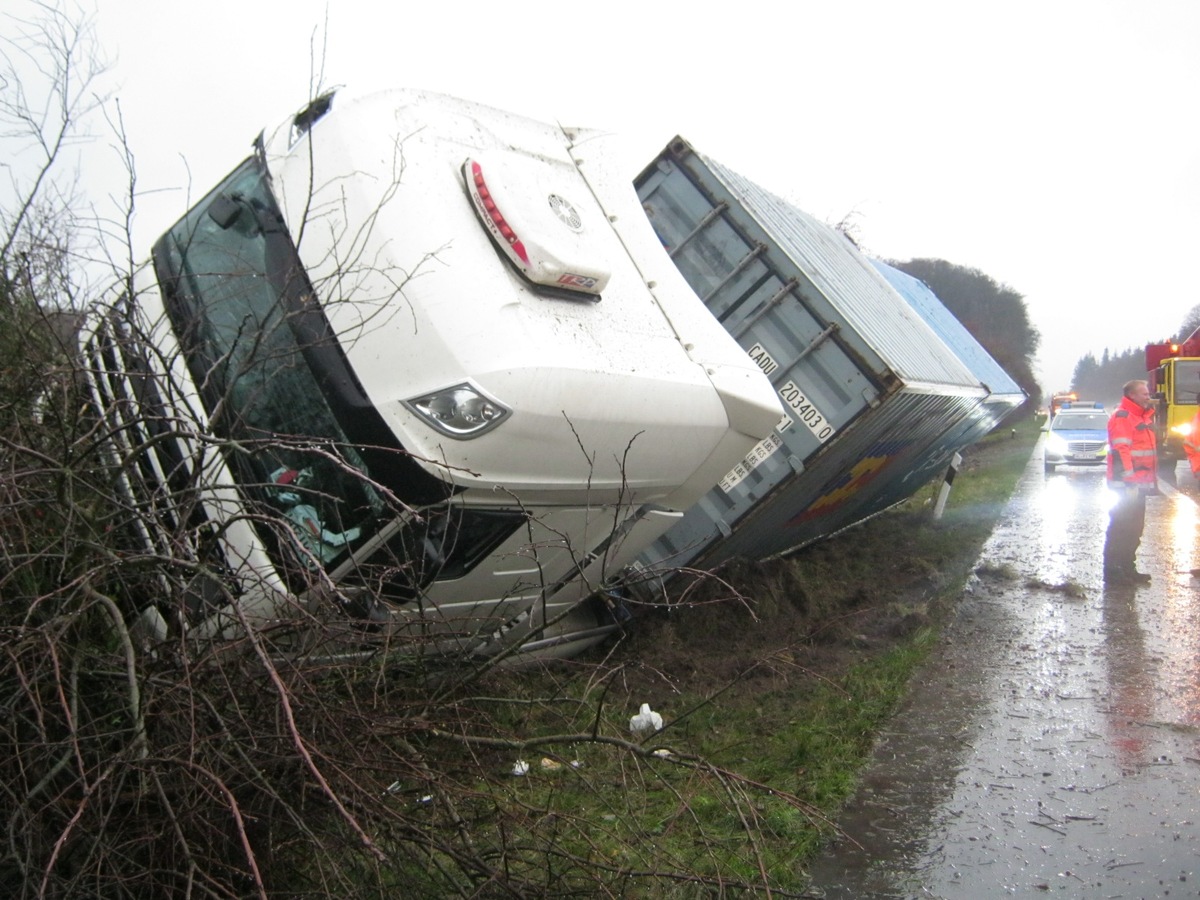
[803,456,1200,898]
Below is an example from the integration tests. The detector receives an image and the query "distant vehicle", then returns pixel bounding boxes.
[1043,402,1108,473]
[1048,391,1077,418]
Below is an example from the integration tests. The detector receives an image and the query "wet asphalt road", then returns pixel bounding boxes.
[803,441,1200,899]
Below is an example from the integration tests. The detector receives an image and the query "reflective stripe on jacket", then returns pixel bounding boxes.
[1107,395,1157,487]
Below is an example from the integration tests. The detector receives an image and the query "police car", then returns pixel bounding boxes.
[1043,402,1108,473]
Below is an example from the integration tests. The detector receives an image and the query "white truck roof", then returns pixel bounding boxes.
[261,88,783,509]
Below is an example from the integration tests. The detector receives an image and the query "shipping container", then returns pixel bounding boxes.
[632,138,1026,574]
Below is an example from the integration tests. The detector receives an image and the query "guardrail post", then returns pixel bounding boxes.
[933,452,963,520]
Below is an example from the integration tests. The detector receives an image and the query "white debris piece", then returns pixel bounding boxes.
[510,760,530,776]
[629,702,663,737]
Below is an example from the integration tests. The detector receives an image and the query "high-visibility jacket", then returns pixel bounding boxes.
[1184,410,1200,476]
[1107,396,1157,488]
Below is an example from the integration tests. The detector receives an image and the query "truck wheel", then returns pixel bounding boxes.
[1043,460,1056,475]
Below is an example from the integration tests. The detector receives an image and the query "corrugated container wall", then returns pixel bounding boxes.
[632,138,1025,573]
[870,260,1026,421]
[867,259,1027,489]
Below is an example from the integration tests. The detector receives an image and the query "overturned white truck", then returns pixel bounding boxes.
[81,90,783,658]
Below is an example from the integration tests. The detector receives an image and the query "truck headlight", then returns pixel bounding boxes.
[404,382,511,438]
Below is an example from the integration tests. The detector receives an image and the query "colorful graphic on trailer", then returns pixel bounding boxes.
[786,438,912,525]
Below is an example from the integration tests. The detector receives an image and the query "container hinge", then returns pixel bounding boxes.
[732,277,802,341]
[668,201,729,260]
[703,243,767,304]
[790,322,840,367]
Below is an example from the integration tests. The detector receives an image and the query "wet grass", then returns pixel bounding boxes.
[420,632,947,895]
[389,419,1043,894]
[978,561,1020,580]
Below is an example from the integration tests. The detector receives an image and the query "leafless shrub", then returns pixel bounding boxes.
[3,330,788,896]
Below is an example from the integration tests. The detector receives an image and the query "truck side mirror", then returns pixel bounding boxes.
[207,195,243,230]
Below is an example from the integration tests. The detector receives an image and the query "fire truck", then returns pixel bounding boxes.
[1146,328,1200,468]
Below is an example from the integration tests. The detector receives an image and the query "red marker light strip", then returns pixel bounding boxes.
[470,161,529,264]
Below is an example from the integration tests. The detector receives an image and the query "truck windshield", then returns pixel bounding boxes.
[151,155,522,598]
[1052,413,1107,430]
[1173,360,1200,405]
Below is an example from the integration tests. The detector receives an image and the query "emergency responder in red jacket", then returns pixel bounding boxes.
[1104,379,1157,583]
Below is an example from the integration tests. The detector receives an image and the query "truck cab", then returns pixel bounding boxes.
[1147,334,1200,470]
[81,88,783,658]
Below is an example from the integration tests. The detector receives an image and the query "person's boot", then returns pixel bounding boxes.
[1104,566,1133,584]
[1104,565,1150,585]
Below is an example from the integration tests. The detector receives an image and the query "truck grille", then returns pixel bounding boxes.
[80,303,230,590]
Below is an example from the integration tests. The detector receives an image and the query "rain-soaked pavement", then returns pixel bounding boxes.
[803,440,1200,898]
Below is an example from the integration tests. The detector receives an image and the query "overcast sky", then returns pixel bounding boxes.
[54,1,1200,396]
